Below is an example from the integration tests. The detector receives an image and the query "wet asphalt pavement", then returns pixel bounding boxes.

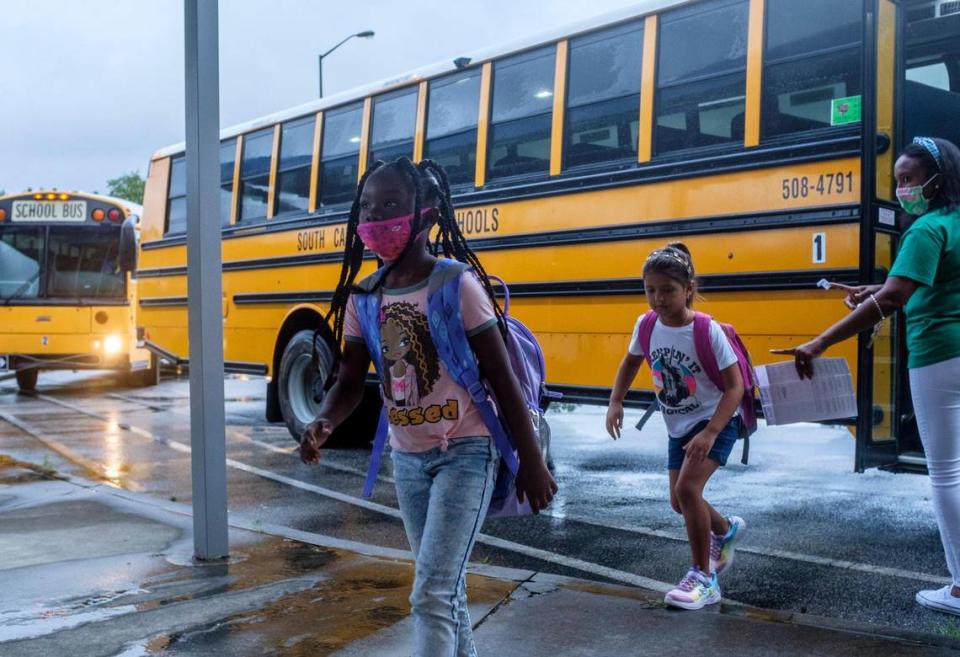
[1,369,957,641]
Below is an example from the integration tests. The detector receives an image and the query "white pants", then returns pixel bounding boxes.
[911,356,960,586]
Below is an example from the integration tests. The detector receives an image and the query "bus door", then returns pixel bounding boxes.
[856,0,906,472]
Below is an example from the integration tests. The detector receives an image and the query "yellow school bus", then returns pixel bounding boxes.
[0,191,154,391]
[138,0,960,470]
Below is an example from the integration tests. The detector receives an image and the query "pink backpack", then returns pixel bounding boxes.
[636,310,758,464]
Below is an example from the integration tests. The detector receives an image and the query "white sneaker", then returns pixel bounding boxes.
[664,568,721,610]
[916,585,960,615]
[710,516,746,576]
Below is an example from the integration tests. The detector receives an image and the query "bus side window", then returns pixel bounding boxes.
[487,46,555,181]
[905,59,960,150]
[564,20,644,170]
[369,88,417,165]
[424,70,481,188]
[220,138,237,225]
[761,0,862,140]
[166,156,187,235]
[317,103,363,208]
[655,0,748,155]
[274,117,314,218]
[237,127,273,223]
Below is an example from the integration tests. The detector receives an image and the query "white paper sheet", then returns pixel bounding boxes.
[755,358,857,425]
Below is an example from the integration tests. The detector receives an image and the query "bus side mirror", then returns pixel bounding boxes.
[120,215,139,274]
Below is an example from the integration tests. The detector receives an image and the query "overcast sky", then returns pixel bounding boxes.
[1,0,648,196]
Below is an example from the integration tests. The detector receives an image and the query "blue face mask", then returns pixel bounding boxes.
[896,174,939,216]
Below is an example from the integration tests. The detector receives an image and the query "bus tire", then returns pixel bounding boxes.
[278,330,332,443]
[16,369,38,392]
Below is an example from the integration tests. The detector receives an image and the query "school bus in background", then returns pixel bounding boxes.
[138,0,960,471]
[0,191,153,391]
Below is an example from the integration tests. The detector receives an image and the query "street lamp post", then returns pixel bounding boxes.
[318,30,374,97]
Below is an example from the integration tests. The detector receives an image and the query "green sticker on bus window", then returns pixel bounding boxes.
[831,95,861,126]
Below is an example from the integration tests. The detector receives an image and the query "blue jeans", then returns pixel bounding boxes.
[391,437,498,657]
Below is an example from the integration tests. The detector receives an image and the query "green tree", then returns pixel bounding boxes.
[106,171,145,205]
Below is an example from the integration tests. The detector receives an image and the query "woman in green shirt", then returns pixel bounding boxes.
[775,136,960,616]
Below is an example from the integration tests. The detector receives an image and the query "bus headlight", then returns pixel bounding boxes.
[103,335,123,355]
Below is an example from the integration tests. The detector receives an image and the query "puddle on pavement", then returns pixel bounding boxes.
[0,454,59,484]
[103,536,516,656]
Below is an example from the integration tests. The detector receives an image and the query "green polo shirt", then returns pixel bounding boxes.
[887,206,960,369]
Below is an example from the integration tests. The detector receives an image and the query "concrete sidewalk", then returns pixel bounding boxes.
[2,455,959,657]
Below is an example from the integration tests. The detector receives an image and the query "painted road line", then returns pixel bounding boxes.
[33,392,949,590]
[0,411,143,493]
[33,393,680,594]
[541,513,951,587]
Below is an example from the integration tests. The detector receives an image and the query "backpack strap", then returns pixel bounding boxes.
[353,278,390,499]
[693,312,724,391]
[637,310,658,366]
[428,259,520,476]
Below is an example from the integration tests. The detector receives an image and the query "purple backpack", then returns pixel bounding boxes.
[636,310,758,464]
[354,258,558,517]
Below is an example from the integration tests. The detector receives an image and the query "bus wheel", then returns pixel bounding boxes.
[15,369,38,392]
[536,411,554,471]
[278,330,332,442]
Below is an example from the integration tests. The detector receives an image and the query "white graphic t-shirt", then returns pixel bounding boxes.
[628,316,738,438]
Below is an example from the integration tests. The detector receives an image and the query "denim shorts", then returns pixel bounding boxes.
[667,416,741,470]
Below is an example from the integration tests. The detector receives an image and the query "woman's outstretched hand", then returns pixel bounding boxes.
[841,284,883,310]
[770,339,826,380]
[300,417,333,464]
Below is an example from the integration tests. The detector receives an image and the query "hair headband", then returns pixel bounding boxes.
[914,137,943,172]
[645,248,692,276]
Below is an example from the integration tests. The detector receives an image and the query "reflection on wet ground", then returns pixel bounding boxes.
[0,472,518,657]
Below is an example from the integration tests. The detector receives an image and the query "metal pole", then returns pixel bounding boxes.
[184,0,229,560]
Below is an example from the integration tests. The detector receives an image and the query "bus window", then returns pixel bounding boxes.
[424,70,481,187]
[904,50,960,149]
[46,228,123,298]
[564,20,643,169]
[166,156,186,235]
[488,46,555,180]
[237,127,274,223]
[369,88,417,165]
[761,0,862,140]
[0,227,42,299]
[274,117,314,217]
[318,103,363,207]
[655,0,748,154]
[220,138,236,225]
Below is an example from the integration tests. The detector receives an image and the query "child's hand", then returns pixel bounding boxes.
[516,459,558,514]
[300,417,332,464]
[605,401,624,440]
[682,429,717,465]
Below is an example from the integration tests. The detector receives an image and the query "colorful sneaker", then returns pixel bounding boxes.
[710,516,746,576]
[917,586,960,616]
[664,568,721,610]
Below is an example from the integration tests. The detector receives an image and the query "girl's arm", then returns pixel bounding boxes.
[470,326,558,513]
[683,362,743,464]
[771,275,918,379]
[300,340,371,463]
[606,353,644,439]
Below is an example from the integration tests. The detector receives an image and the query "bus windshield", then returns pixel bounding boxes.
[0,226,124,301]
[0,227,42,301]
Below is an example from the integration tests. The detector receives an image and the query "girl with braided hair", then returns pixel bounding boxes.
[300,157,556,656]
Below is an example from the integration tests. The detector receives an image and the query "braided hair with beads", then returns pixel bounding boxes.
[314,157,507,385]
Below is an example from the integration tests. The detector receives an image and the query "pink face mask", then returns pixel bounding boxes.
[356,210,427,261]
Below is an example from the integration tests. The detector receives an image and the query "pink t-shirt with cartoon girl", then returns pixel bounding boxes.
[344,270,498,453]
